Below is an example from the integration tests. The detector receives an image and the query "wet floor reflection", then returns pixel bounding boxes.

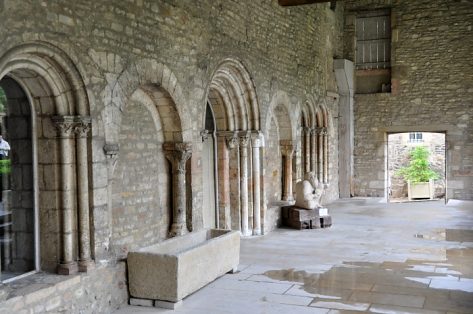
[263,246,473,313]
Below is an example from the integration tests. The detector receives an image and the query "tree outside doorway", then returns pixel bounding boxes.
[387,132,446,202]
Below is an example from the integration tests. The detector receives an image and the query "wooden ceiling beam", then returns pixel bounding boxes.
[278,0,331,6]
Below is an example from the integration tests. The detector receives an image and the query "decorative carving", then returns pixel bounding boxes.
[225,132,239,150]
[52,115,76,137]
[74,116,92,138]
[200,130,210,142]
[103,143,119,158]
[251,131,264,148]
[239,131,251,147]
[164,142,192,174]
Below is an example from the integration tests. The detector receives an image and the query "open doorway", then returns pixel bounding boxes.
[387,132,446,203]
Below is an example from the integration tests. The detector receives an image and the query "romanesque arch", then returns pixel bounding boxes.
[0,42,92,276]
[205,58,262,236]
[106,62,190,259]
[263,91,295,205]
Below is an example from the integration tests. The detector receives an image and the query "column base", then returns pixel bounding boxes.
[57,261,79,275]
[240,230,252,237]
[252,229,261,236]
[78,259,95,272]
[169,223,187,237]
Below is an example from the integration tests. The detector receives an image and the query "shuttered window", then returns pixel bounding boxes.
[356,11,391,70]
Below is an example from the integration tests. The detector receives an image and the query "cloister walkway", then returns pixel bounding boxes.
[116,198,473,313]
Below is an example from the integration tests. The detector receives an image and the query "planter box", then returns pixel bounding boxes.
[127,229,240,304]
[408,179,434,200]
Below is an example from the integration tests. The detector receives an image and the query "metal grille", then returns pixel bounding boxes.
[356,12,391,70]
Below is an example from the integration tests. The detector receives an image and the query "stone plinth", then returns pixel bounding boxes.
[127,229,240,306]
[281,206,332,230]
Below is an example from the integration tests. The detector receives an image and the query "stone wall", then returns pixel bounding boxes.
[0,263,127,314]
[0,0,343,312]
[344,0,473,199]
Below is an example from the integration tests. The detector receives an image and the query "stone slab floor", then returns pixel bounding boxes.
[115,198,473,314]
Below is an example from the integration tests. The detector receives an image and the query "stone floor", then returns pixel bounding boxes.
[115,198,473,314]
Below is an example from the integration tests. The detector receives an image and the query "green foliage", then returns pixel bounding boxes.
[396,146,439,183]
[0,87,5,113]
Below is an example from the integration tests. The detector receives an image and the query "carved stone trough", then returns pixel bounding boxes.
[127,229,240,308]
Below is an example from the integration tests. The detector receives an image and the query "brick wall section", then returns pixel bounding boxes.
[344,0,473,199]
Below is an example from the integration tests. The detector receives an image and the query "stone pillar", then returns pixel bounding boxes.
[53,116,78,275]
[164,142,192,237]
[280,140,294,202]
[323,127,329,184]
[317,127,323,182]
[216,133,231,229]
[310,128,317,174]
[251,132,263,236]
[334,59,354,197]
[74,117,94,272]
[239,132,251,236]
[304,127,311,173]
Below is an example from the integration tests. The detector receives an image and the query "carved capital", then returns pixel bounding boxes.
[316,127,327,135]
[303,127,312,135]
[279,140,294,157]
[200,130,210,142]
[103,143,119,158]
[74,116,92,138]
[239,131,251,147]
[251,131,264,148]
[164,142,192,174]
[52,115,76,138]
[225,132,239,150]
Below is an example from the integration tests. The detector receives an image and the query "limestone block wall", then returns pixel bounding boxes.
[344,0,473,200]
[0,0,344,312]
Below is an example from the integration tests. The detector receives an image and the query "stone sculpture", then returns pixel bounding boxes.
[295,172,324,210]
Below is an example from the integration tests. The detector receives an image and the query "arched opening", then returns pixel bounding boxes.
[0,78,35,281]
[111,83,188,257]
[202,103,217,229]
[206,59,261,236]
[0,43,92,277]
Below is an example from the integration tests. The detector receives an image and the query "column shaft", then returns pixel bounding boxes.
[239,133,250,236]
[164,142,192,237]
[75,117,93,272]
[251,133,262,236]
[53,116,78,275]
[310,128,317,173]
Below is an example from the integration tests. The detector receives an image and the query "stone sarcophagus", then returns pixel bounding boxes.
[127,229,240,307]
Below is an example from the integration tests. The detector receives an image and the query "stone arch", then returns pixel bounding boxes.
[111,86,170,259]
[205,58,263,236]
[102,59,191,146]
[264,91,297,204]
[0,42,92,275]
[207,58,260,132]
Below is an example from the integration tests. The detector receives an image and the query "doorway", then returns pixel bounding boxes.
[387,132,446,203]
[202,103,217,229]
[0,78,37,281]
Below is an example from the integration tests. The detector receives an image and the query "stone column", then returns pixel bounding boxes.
[164,142,192,237]
[74,116,94,272]
[335,59,354,197]
[239,132,251,236]
[53,116,78,275]
[304,127,311,173]
[251,132,263,236]
[310,128,317,174]
[280,140,294,202]
[317,127,324,182]
[323,127,329,184]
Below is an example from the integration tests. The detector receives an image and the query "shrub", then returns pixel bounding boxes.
[396,146,439,183]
